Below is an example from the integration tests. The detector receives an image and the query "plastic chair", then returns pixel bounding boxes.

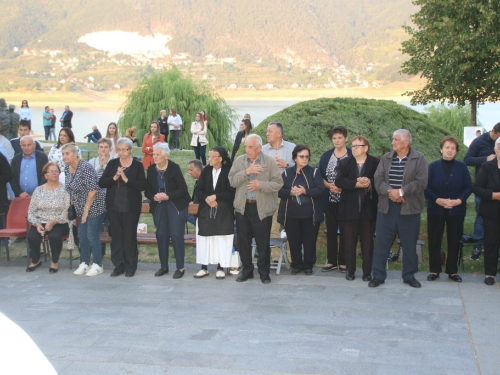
[0,197,31,263]
[251,237,290,275]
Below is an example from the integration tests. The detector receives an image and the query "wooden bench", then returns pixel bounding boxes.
[100,203,199,247]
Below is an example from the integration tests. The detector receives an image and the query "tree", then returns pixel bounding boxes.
[118,67,237,150]
[425,104,481,141]
[400,0,500,126]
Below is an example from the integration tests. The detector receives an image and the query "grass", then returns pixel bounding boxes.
[2,141,487,274]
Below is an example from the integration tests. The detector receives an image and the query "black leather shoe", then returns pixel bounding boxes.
[125,271,135,277]
[404,278,422,288]
[236,273,254,282]
[110,269,124,277]
[368,278,384,288]
[345,273,355,281]
[261,275,271,284]
[155,268,169,277]
[321,264,338,272]
[448,274,462,282]
[26,262,42,272]
[427,273,439,281]
[339,267,347,273]
[173,269,184,279]
[49,267,58,274]
[362,274,372,282]
[292,268,303,275]
[484,277,495,286]
[304,269,313,275]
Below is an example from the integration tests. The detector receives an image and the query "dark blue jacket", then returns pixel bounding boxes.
[425,159,472,216]
[318,147,352,214]
[464,132,495,178]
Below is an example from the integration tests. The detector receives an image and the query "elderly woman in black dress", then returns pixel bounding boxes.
[335,136,379,281]
[145,142,190,279]
[99,138,146,277]
[193,147,236,280]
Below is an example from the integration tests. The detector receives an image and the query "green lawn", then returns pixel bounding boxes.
[3,141,486,274]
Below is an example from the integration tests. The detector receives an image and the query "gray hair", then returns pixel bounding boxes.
[246,134,262,146]
[61,142,79,155]
[97,138,112,147]
[393,129,412,144]
[116,137,133,149]
[153,142,170,155]
[189,159,203,170]
[20,135,34,144]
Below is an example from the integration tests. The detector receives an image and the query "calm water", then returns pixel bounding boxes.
[26,100,500,141]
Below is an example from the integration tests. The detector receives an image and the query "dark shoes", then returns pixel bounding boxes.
[470,247,482,260]
[125,271,135,277]
[261,275,271,284]
[368,278,385,288]
[49,267,58,274]
[173,269,184,279]
[26,262,42,272]
[110,269,124,277]
[448,274,462,282]
[321,264,338,272]
[292,268,303,275]
[339,267,347,273]
[427,273,439,281]
[304,269,313,275]
[404,278,421,288]
[155,268,169,277]
[345,273,355,281]
[236,273,254,282]
[484,277,495,286]
[362,274,372,282]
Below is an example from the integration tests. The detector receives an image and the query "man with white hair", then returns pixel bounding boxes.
[369,129,428,288]
[229,134,283,284]
[11,136,48,198]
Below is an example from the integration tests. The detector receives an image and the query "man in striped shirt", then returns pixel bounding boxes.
[369,129,428,288]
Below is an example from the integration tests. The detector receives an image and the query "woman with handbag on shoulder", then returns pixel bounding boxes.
[190,112,208,166]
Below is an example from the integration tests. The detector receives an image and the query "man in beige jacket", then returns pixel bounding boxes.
[229,134,283,284]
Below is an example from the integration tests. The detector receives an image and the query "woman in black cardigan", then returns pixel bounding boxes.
[145,142,191,279]
[335,136,379,281]
[231,119,252,161]
[473,138,500,286]
[99,138,146,277]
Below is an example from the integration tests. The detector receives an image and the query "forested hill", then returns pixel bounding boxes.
[2,0,415,70]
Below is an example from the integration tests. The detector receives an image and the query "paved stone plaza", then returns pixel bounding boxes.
[1,260,499,374]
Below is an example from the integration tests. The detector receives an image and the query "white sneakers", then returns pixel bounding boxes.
[73,262,89,275]
[86,263,104,277]
[215,270,225,279]
[73,262,103,276]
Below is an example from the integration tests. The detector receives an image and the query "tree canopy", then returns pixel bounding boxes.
[400,0,500,126]
[118,67,237,149]
[250,98,462,166]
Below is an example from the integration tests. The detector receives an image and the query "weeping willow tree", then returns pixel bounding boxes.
[118,67,237,150]
[425,104,481,142]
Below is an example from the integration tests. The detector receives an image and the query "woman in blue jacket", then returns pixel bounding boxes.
[278,145,324,274]
[425,136,472,283]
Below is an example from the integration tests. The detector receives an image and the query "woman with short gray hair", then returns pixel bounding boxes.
[99,137,146,277]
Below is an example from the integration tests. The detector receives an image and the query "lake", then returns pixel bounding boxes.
[27,100,500,141]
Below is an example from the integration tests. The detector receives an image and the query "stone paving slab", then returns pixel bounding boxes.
[0,260,499,374]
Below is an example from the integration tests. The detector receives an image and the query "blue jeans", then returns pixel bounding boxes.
[474,195,484,249]
[49,128,56,141]
[193,144,207,165]
[87,135,98,143]
[78,212,106,266]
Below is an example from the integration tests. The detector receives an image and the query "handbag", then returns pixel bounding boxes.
[198,135,208,144]
[68,204,77,221]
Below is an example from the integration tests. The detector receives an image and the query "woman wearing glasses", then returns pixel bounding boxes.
[277,145,324,274]
[335,136,379,281]
[193,147,235,280]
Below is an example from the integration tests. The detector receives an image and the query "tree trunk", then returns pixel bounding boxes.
[470,96,477,126]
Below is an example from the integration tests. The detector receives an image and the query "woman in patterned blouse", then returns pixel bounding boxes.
[62,143,107,277]
[48,127,81,184]
[26,162,71,273]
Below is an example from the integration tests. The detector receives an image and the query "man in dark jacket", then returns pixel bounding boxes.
[11,136,48,197]
[59,105,73,128]
[464,122,500,260]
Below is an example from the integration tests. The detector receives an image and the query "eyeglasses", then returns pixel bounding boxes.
[351,144,366,149]
[46,170,60,174]
[297,155,310,159]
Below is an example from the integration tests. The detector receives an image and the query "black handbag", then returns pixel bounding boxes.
[68,204,77,221]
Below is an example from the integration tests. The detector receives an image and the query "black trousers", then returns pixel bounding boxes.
[236,203,272,277]
[482,216,500,276]
[284,217,320,270]
[109,210,141,273]
[325,202,345,266]
[372,201,420,281]
[27,223,69,264]
[427,213,463,275]
[342,218,375,275]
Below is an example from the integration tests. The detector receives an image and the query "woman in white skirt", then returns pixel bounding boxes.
[194,147,236,279]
